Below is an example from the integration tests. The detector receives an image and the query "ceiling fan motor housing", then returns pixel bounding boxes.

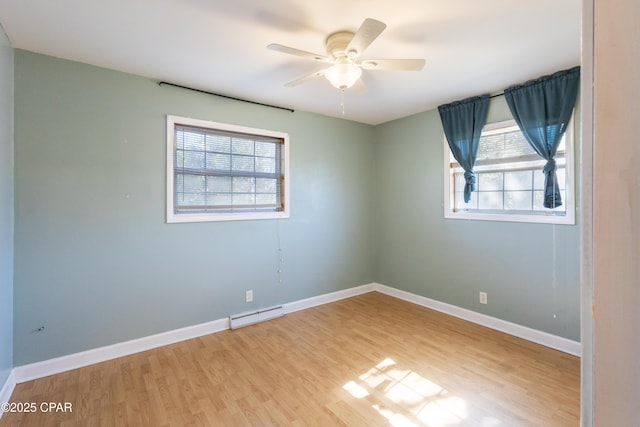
[325,31,356,60]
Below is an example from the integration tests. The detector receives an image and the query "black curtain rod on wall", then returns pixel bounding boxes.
[489,92,504,99]
[158,81,295,113]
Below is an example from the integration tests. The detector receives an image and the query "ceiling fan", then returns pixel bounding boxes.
[267,18,425,92]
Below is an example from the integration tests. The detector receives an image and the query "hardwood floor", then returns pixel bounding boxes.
[0,292,580,426]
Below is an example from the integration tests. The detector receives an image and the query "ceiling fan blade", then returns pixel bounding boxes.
[267,43,332,63]
[345,18,387,59]
[284,68,328,87]
[352,78,368,95]
[360,59,426,71]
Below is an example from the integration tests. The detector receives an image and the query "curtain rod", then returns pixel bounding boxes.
[158,81,295,113]
[489,92,504,99]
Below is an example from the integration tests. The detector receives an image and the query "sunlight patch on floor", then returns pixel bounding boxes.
[343,380,370,399]
[343,358,474,426]
[480,417,503,427]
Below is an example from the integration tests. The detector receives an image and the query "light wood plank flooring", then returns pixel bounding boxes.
[0,292,579,426]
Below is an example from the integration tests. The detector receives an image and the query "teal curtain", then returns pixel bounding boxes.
[504,66,580,209]
[438,95,490,203]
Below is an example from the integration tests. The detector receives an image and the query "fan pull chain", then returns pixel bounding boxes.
[340,89,346,116]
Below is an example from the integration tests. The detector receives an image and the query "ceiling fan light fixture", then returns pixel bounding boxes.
[325,63,362,90]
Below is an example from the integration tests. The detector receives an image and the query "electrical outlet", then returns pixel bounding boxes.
[479,292,488,304]
[245,290,253,303]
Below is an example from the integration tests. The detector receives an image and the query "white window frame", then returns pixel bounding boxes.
[443,118,575,225]
[166,115,290,223]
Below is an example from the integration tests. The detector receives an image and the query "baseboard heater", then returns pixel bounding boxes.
[229,305,285,329]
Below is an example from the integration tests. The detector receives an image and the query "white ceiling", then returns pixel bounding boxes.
[0,0,581,125]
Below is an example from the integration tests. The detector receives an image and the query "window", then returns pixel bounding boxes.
[444,119,575,224]
[167,115,289,223]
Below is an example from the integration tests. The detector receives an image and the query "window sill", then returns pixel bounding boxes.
[444,209,575,225]
[167,210,290,223]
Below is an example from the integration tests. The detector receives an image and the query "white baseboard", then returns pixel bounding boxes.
[283,283,375,314]
[0,369,16,419]
[12,283,375,384]
[372,283,582,357]
[10,281,580,386]
[13,317,229,383]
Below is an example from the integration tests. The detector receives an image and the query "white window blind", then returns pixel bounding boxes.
[167,116,289,223]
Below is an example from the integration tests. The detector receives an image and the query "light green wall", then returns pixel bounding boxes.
[0,26,14,386]
[13,51,376,364]
[13,50,581,365]
[373,97,581,341]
